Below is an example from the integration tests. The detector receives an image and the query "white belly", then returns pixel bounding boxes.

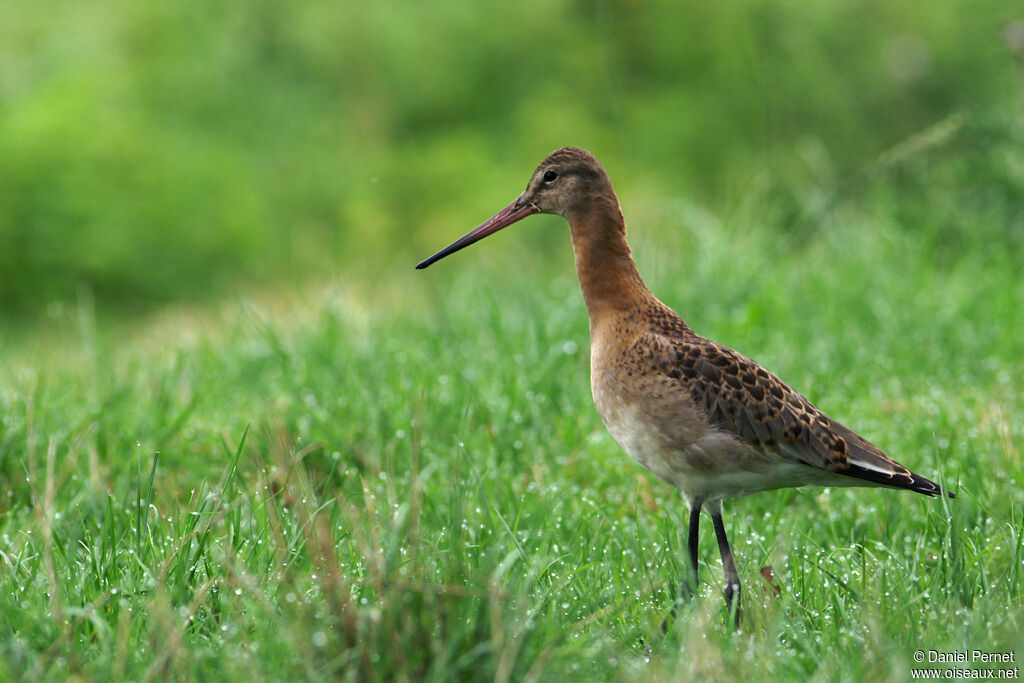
[594,383,834,503]
[600,400,683,486]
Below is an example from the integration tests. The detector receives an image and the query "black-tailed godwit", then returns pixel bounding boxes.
[417,147,953,627]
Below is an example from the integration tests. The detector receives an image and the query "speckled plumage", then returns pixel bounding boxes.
[592,299,945,501]
[417,146,953,626]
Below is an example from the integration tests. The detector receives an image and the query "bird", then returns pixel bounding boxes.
[416,147,953,628]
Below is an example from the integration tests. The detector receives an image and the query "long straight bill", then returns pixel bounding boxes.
[416,197,539,269]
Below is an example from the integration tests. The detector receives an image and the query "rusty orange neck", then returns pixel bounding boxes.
[568,193,654,323]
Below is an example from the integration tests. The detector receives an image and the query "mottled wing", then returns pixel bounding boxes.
[649,332,948,497]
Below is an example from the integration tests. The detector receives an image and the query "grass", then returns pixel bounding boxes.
[1,183,1022,681]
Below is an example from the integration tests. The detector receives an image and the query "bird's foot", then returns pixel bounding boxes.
[723,582,742,630]
[657,577,699,634]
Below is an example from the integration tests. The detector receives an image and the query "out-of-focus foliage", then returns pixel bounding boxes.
[1,0,1021,315]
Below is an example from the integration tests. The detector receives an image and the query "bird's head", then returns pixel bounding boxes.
[416,147,611,269]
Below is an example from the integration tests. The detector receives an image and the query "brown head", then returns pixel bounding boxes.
[416,147,614,269]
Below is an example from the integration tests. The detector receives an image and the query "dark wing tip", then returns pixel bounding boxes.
[842,462,954,498]
[902,471,956,499]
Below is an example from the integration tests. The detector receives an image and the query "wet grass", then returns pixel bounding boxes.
[1,190,1022,681]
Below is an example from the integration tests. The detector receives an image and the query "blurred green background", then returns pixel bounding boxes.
[1,4,1023,679]
[1,0,1022,320]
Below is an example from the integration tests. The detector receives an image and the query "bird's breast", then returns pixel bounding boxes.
[590,362,705,487]
[589,358,817,502]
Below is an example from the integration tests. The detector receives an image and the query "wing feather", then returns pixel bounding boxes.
[645,331,952,497]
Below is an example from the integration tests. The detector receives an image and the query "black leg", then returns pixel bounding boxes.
[660,502,702,634]
[687,503,701,590]
[710,502,741,628]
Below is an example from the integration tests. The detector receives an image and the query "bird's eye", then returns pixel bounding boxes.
[543,170,558,183]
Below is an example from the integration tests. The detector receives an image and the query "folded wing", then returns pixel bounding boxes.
[649,331,951,497]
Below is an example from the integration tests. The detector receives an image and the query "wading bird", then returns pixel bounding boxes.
[416,147,953,627]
